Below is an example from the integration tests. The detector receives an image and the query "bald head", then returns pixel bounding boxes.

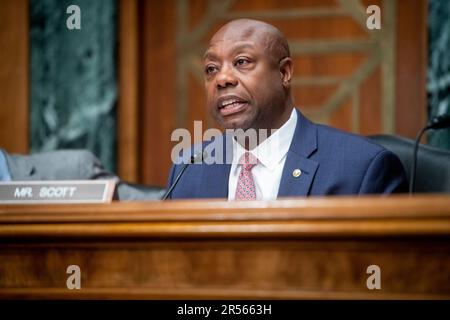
[203,19,294,131]
[207,19,290,64]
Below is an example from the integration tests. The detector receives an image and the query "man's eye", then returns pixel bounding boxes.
[235,58,249,66]
[205,65,217,75]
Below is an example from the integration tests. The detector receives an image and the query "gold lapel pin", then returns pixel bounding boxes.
[292,169,302,178]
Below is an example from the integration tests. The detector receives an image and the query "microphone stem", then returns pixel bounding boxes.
[162,162,190,200]
[162,152,203,200]
[409,126,428,194]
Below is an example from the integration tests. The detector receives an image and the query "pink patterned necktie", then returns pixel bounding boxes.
[235,152,258,200]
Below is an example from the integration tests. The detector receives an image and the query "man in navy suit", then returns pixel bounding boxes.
[167,19,408,200]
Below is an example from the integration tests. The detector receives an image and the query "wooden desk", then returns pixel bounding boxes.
[0,195,449,299]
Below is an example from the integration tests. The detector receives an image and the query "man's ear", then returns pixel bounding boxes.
[279,57,293,88]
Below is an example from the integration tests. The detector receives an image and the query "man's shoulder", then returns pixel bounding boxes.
[30,149,98,162]
[7,149,98,163]
[6,149,111,180]
[314,123,385,157]
[302,119,408,194]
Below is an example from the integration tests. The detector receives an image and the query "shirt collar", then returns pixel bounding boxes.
[232,108,298,171]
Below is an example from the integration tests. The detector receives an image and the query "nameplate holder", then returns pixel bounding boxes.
[0,180,116,204]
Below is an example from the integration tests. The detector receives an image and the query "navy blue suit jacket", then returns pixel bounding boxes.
[167,109,408,199]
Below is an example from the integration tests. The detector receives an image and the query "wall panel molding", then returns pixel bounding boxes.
[0,0,29,153]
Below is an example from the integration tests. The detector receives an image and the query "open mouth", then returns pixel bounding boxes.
[217,97,248,117]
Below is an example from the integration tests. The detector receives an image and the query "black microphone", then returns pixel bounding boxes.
[162,150,206,200]
[410,114,450,194]
[426,114,450,130]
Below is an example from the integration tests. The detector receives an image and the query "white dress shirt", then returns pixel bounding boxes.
[228,108,298,200]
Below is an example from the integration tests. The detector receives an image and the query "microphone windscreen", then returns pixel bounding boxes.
[428,114,450,129]
[190,150,207,163]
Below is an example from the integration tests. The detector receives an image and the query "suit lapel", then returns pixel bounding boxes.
[201,162,231,198]
[277,109,319,197]
[278,151,319,197]
[199,134,232,198]
[199,110,320,199]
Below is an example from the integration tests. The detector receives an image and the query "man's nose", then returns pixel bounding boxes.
[216,66,238,89]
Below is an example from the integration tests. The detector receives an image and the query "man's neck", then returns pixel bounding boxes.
[233,106,295,150]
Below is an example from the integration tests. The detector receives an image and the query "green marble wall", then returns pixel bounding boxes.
[30,0,117,171]
[428,0,450,150]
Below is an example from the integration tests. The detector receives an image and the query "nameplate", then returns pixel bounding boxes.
[0,180,116,204]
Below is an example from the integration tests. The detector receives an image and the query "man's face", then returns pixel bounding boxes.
[203,26,288,130]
